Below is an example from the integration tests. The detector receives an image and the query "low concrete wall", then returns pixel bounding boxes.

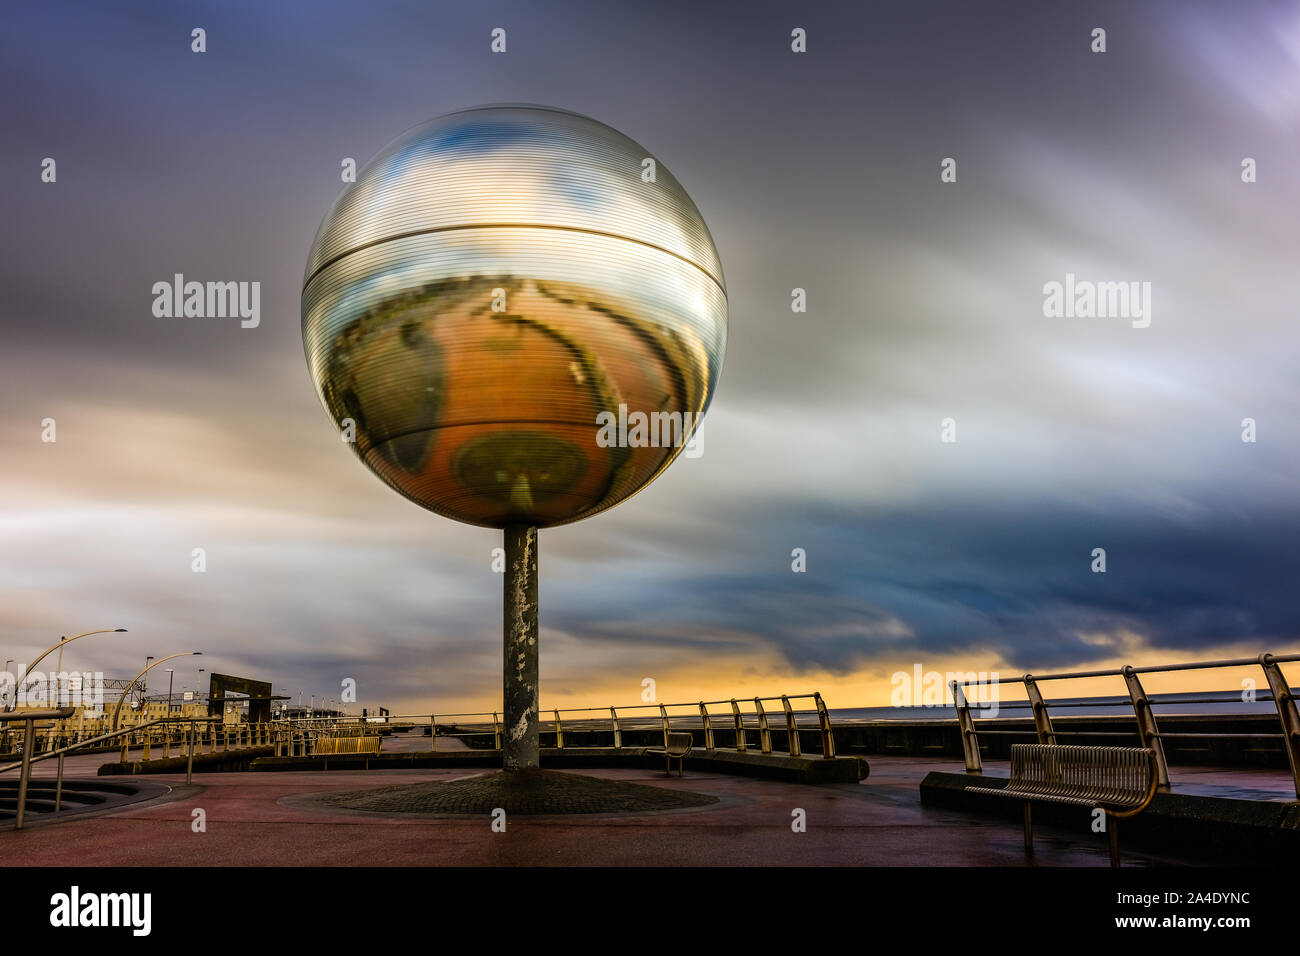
[839,714,1295,769]
[920,770,1300,863]
[99,746,274,775]
[251,747,868,783]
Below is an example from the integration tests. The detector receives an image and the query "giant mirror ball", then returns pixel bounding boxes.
[302,105,728,528]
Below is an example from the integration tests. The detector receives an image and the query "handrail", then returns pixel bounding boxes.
[0,714,221,830]
[0,715,218,774]
[18,692,838,767]
[950,651,1300,798]
[407,692,836,759]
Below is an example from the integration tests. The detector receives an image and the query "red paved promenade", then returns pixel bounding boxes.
[8,752,1282,866]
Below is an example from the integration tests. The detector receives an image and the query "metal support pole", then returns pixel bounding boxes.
[1123,666,1171,790]
[553,709,563,750]
[1259,654,1300,799]
[430,714,437,752]
[731,699,746,752]
[502,523,539,771]
[1024,675,1056,744]
[699,702,714,751]
[755,698,772,754]
[16,718,35,830]
[952,681,982,773]
[781,695,801,756]
[55,751,65,811]
[186,720,195,785]
[610,708,621,749]
[813,692,836,758]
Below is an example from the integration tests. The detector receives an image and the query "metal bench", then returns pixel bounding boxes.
[645,732,693,777]
[312,735,382,756]
[967,744,1158,867]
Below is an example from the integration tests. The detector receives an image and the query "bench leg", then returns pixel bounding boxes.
[1108,814,1120,868]
[1023,801,1033,851]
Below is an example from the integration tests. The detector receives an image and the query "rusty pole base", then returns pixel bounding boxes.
[503,524,539,771]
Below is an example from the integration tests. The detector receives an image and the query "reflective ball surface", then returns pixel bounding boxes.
[302,105,727,528]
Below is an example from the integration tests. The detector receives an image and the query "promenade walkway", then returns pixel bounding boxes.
[7,746,1280,866]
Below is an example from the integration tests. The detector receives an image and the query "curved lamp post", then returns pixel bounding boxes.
[7,628,127,712]
[111,652,202,730]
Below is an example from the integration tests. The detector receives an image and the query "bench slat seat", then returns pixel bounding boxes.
[313,736,382,756]
[966,744,1158,866]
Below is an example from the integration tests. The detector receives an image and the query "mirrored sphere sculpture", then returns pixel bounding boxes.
[302,105,727,528]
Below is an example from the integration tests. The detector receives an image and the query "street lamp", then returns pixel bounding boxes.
[8,629,127,712]
[111,652,202,730]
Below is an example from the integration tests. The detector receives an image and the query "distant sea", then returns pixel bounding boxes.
[830,690,1265,722]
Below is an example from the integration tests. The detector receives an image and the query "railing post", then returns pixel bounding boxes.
[185,720,195,785]
[730,699,746,752]
[430,715,437,752]
[781,695,801,756]
[610,708,621,749]
[554,709,564,750]
[55,751,65,811]
[142,729,151,762]
[492,712,501,752]
[1259,654,1300,799]
[755,698,772,754]
[699,702,714,751]
[813,692,836,758]
[1122,666,1170,790]
[951,680,983,773]
[15,717,35,830]
[659,704,670,749]
[1023,675,1056,744]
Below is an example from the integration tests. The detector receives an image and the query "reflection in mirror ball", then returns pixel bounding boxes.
[302,105,728,528]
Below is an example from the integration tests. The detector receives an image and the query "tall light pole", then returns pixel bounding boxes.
[7,629,126,712]
[165,669,175,714]
[111,652,202,730]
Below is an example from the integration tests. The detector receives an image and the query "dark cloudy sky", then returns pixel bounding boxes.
[3,0,1297,713]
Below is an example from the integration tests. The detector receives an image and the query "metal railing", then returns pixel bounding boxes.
[0,691,839,827]
[950,652,1300,798]
[417,692,837,759]
[0,712,221,829]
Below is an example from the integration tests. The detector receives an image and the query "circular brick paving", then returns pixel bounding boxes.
[321,769,719,815]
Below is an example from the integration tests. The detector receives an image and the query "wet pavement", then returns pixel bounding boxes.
[4,744,1283,865]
